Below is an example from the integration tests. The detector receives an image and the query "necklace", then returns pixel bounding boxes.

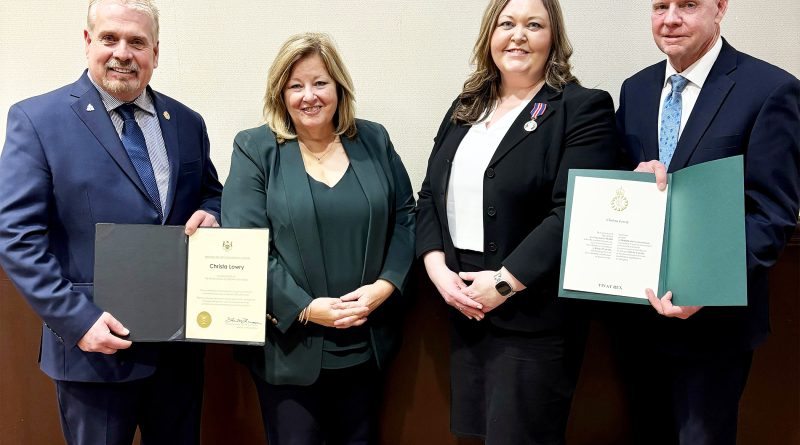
[299,137,339,163]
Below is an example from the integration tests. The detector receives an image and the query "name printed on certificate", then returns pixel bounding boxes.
[185,228,268,343]
[562,176,668,299]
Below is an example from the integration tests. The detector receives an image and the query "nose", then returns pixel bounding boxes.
[663,4,682,25]
[511,24,526,42]
[112,40,133,61]
[302,86,316,102]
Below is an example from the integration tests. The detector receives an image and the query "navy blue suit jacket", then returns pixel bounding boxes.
[0,72,223,382]
[617,40,800,351]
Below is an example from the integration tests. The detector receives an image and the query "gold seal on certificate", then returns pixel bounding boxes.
[610,187,629,212]
[197,311,212,328]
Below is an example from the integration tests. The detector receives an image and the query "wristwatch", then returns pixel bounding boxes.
[494,271,516,297]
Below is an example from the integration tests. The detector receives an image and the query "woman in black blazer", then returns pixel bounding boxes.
[416,0,618,443]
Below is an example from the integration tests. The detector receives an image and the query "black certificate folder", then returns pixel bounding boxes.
[93,223,268,345]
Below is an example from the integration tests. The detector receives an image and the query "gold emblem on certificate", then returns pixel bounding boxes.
[197,311,212,328]
[611,187,629,211]
[222,240,232,252]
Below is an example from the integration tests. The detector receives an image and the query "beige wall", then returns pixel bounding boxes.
[1,1,798,189]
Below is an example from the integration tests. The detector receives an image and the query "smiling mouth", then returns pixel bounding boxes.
[301,106,322,114]
[505,48,530,55]
[109,67,136,75]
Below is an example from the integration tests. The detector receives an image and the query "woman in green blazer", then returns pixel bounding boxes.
[221,33,415,445]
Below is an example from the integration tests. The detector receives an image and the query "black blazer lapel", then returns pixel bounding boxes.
[151,89,180,221]
[278,141,329,297]
[670,40,737,171]
[489,86,559,166]
[69,74,150,201]
[344,136,389,284]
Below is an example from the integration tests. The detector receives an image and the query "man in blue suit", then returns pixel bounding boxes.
[615,0,799,443]
[0,1,222,443]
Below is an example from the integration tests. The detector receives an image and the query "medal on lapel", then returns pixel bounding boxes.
[524,103,547,132]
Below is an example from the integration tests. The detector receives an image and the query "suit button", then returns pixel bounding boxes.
[486,168,495,178]
[272,318,279,325]
[487,242,497,252]
[487,206,496,217]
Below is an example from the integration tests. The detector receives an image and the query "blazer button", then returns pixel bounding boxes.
[272,318,279,325]
[487,242,498,252]
[487,206,496,217]
[486,168,495,178]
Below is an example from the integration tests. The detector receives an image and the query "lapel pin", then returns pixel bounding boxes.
[163,111,171,120]
[524,102,547,132]
[86,104,95,112]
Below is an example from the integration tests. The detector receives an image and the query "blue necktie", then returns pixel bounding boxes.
[117,103,162,220]
[659,74,689,169]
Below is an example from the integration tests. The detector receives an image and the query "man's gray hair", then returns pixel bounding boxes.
[87,0,160,40]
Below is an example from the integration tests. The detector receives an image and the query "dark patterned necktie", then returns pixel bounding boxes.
[117,103,162,220]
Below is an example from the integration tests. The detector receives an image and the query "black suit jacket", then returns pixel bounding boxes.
[416,83,619,333]
[617,39,800,352]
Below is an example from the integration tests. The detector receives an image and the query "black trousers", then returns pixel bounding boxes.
[55,344,204,445]
[252,361,381,445]
[449,249,586,445]
[612,336,753,445]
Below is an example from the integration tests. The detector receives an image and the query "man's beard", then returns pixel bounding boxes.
[101,59,141,96]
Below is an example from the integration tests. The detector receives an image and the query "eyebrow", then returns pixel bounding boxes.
[498,14,546,21]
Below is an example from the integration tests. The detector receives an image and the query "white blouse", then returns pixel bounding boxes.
[446,100,528,251]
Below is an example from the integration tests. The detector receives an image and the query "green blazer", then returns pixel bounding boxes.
[222,119,416,385]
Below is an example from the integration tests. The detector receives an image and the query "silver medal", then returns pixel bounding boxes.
[524,120,538,132]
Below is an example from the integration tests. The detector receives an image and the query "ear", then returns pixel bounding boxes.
[153,40,159,69]
[715,0,729,23]
[84,29,92,57]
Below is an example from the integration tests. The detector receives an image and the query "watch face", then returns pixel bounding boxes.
[496,281,513,296]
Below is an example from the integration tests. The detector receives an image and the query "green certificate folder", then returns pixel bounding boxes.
[558,155,746,306]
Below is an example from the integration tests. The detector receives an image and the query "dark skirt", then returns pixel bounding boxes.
[449,249,586,445]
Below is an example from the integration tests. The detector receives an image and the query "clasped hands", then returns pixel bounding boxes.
[424,251,524,321]
[304,280,395,329]
[636,160,702,319]
[78,210,219,355]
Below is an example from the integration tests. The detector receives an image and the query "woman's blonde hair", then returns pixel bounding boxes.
[453,0,577,124]
[263,33,357,142]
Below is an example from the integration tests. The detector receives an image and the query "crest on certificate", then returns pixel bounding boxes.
[611,187,629,212]
[222,240,232,252]
[197,311,212,328]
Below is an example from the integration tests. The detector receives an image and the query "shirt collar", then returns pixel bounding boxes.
[663,36,723,89]
[87,72,156,116]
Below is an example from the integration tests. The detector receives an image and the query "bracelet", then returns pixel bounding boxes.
[298,306,310,325]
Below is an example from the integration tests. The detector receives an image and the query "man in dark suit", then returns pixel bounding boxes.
[615,0,799,443]
[0,1,222,443]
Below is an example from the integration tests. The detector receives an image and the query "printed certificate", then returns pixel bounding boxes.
[93,224,268,344]
[185,228,268,343]
[558,156,746,306]
[561,176,668,299]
